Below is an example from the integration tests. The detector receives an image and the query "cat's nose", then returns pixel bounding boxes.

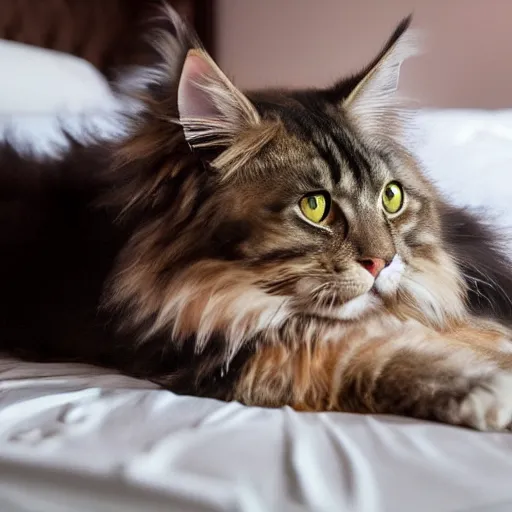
[358,257,387,278]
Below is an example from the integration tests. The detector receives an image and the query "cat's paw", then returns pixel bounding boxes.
[457,373,512,431]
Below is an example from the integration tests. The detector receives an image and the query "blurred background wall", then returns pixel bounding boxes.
[216,0,512,109]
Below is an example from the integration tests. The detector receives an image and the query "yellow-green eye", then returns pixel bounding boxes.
[300,193,330,223]
[382,181,404,214]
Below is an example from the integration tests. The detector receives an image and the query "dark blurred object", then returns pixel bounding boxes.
[0,0,215,79]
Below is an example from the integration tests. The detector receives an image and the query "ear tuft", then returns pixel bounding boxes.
[343,16,422,142]
[177,49,260,150]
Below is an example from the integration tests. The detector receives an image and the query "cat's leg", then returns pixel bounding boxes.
[234,320,512,431]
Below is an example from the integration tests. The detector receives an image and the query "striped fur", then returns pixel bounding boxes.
[3,6,512,431]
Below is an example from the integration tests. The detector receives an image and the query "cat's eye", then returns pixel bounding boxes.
[382,181,404,214]
[299,192,331,224]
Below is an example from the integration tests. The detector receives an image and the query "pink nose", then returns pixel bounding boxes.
[359,258,387,278]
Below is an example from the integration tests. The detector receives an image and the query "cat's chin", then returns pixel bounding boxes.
[313,292,382,321]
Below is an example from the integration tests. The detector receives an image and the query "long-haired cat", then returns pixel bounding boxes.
[3,6,512,431]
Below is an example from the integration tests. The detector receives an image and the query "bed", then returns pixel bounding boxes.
[2,40,512,512]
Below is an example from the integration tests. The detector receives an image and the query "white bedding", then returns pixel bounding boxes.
[2,41,512,512]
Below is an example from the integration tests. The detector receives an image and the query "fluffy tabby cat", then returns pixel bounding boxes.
[3,7,512,431]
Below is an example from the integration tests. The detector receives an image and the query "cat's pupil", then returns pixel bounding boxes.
[308,197,318,209]
[385,188,395,200]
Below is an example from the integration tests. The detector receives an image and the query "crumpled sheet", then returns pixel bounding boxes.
[1,357,512,512]
[3,109,512,511]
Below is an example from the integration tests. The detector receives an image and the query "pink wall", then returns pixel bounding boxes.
[216,0,512,109]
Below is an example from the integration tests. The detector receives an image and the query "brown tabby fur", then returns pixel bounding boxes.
[3,6,512,431]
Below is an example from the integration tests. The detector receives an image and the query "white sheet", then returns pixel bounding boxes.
[3,41,512,512]
[2,356,512,512]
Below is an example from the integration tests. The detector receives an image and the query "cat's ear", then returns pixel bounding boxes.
[341,16,420,141]
[177,49,260,150]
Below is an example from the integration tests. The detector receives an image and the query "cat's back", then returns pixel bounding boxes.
[0,141,102,251]
[0,141,122,358]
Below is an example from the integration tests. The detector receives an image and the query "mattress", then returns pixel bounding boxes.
[2,40,512,512]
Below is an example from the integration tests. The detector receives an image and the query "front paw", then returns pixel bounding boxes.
[456,373,512,431]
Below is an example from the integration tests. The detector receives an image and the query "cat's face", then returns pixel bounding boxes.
[198,92,457,324]
[108,14,466,353]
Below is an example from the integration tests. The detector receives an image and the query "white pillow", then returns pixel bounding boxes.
[411,109,512,234]
[0,40,124,154]
[0,39,118,114]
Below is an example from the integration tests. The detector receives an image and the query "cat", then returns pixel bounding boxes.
[2,5,512,431]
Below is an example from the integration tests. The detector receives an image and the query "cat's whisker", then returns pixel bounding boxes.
[460,272,498,314]
[309,282,331,296]
[472,267,512,306]
[457,258,512,311]
[329,292,337,314]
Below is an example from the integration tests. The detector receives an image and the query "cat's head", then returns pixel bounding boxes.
[106,9,466,356]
